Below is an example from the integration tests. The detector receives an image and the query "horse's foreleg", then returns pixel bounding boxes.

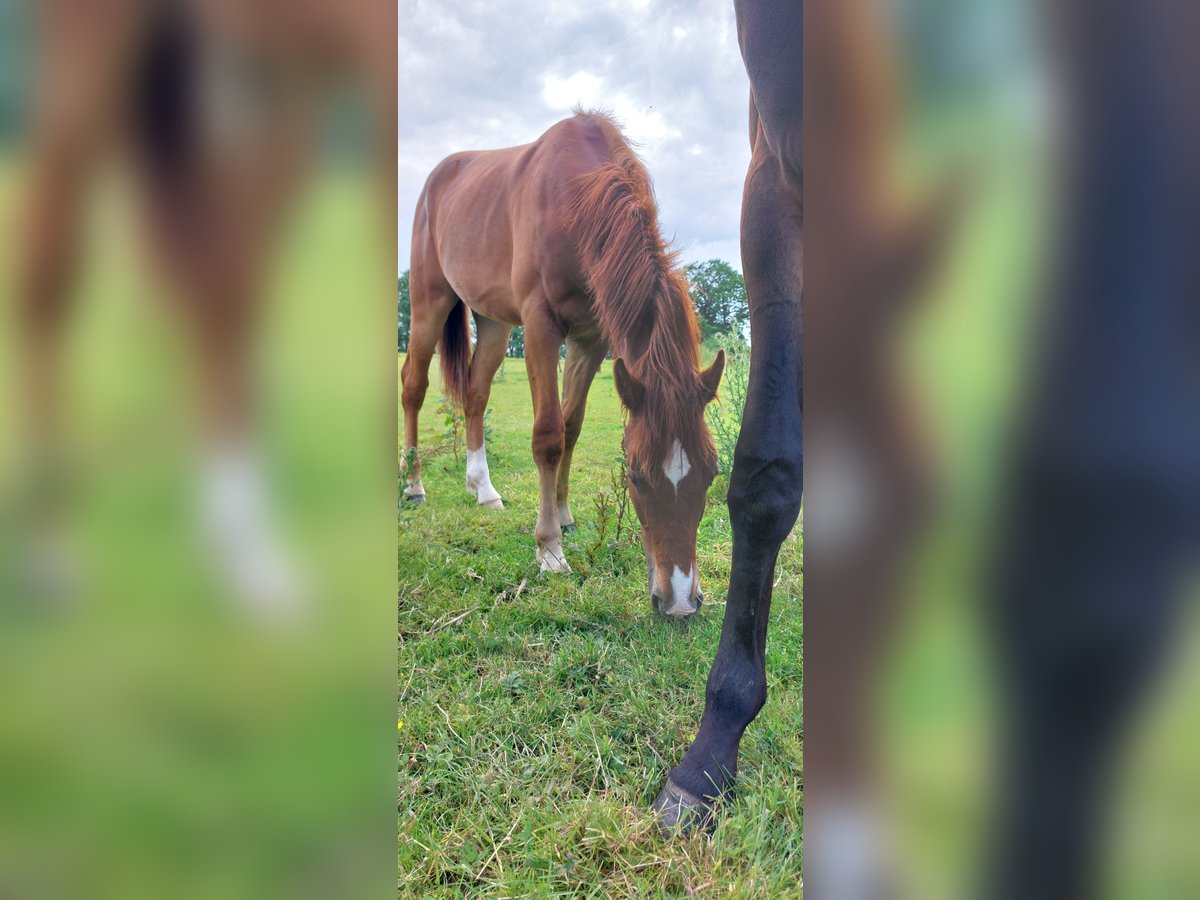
[656,125,802,831]
[655,364,802,829]
[556,338,607,532]
[523,309,569,573]
[463,317,510,509]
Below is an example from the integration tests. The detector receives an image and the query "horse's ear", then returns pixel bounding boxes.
[612,358,645,412]
[700,349,725,403]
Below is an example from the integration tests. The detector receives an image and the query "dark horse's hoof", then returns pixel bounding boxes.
[403,493,426,506]
[561,522,576,535]
[652,779,715,835]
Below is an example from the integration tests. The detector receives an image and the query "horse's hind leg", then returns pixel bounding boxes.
[556,336,608,532]
[15,0,131,596]
[133,48,315,614]
[400,279,456,503]
[18,106,94,477]
[463,316,511,509]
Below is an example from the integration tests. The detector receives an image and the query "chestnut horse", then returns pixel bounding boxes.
[403,112,724,615]
[654,0,804,827]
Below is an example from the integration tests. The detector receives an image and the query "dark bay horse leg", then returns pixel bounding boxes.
[522,303,570,573]
[556,336,608,532]
[655,108,803,829]
[463,316,511,509]
[983,3,1200,894]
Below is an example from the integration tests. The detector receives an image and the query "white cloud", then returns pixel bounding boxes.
[398,0,749,272]
[541,71,606,110]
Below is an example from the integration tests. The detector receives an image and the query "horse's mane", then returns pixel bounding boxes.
[565,111,715,477]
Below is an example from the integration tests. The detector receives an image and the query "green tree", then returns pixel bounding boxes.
[684,259,748,342]
[397,271,410,352]
[507,326,525,358]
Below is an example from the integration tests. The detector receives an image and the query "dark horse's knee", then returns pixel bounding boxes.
[728,450,803,549]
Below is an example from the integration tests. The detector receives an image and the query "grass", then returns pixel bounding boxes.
[397,353,803,897]
[1,160,397,898]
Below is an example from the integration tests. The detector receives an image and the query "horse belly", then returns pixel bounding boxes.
[434,204,520,323]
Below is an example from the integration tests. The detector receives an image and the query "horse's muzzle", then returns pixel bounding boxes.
[651,588,702,618]
[646,557,702,617]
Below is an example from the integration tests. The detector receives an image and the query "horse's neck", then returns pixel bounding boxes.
[602,293,675,366]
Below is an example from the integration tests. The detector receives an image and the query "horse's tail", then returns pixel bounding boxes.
[439,299,471,409]
[131,2,199,187]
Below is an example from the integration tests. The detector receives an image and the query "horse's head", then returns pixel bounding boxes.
[613,350,725,617]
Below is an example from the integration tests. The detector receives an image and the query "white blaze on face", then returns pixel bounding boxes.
[466,445,502,504]
[662,439,691,493]
[665,564,697,616]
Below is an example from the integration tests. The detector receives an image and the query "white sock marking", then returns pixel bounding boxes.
[201,443,303,613]
[663,439,691,491]
[466,445,502,504]
[402,447,424,497]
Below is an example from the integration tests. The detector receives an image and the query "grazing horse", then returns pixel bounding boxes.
[16,0,395,609]
[653,0,803,827]
[403,113,724,613]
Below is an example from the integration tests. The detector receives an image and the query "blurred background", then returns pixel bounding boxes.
[1,1,395,897]
[804,0,1200,897]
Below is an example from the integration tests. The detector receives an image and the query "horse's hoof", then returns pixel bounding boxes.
[479,497,504,510]
[537,550,572,574]
[561,522,576,535]
[652,779,715,835]
[403,493,426,505]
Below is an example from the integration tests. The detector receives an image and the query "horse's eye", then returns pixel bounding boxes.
[628,472,645,491]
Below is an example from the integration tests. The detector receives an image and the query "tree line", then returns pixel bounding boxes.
[398,259,748,357]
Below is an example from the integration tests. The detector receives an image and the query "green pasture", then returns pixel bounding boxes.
[1,161,395,898]
[397,352,803,897]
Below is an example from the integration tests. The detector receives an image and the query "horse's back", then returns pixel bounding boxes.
[414,114,622,315]
[420,114,616,231]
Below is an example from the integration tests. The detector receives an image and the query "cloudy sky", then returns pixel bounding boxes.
[398,0,750,273]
